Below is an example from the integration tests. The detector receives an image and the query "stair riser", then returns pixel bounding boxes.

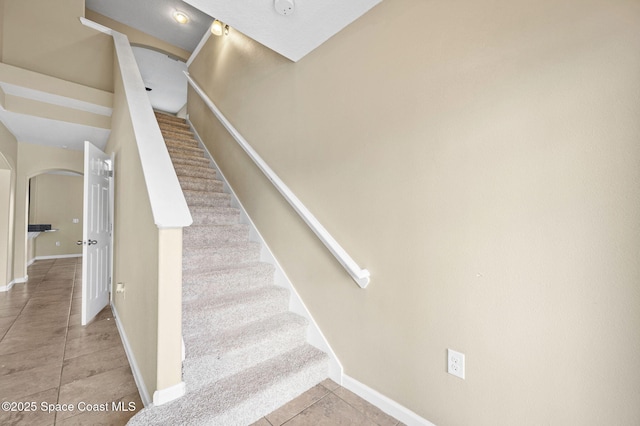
[183,295,289,337]
[167,149,207,161]
[165,139,199,150]
[155,115,189,127]
[182,264,275,299]
[183,247,260,272]
[183,225,249,245]
[170,156,210,168]
[157,118,189,127]
[162,128,194,139]
[174,166,217,180]
[183,192,231,208]
[183,325,307,391]
[179,178,224,192]
[167,146,206,157]
[190,210,240,225]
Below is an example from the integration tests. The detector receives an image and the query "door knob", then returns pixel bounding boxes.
[88,240,98,246]
[76,240,84,245]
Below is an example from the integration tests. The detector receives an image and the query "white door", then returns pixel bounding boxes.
[81,141,112,325]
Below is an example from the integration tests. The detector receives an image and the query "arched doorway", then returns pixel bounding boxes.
[27,170,84,266]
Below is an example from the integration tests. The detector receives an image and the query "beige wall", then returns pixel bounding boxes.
[2,0,114,92]
[0,0,5,61]
[29,174,83,258]
[106,61,159,399]
[106,58,183,400]
[0,121,16,172]
[188,0,640,424]
[85,10,190,62]
[14,144,83,280]
[0,122,17,288]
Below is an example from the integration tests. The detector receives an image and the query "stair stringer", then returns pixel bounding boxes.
[187,118,343,384]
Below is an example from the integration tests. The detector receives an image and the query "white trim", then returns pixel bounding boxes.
[0,82,113,117]
[111,302,152,407]
[80,18,192,230]
[189,122,344,382]
[14,275,28,284]
[342,375,437,426]
[186,30,211,67]
[0,280,16,292]
[34,254,82,260]
[79,17,113,35]
[185,72,370,288]
[153,382,186,406]
[27,258,36,266]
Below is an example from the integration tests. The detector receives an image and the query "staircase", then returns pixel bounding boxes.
[127,112,329,425]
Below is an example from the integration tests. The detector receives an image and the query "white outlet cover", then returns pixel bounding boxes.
[448,348,465,379]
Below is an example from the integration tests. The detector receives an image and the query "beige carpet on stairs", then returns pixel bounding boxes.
[126,112,328,426]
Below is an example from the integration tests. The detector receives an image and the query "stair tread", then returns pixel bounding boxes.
[185,285,288,314]
[183,240,257,253]
[185,312,307,356]
[182,313,310,390]
[127,344,327,426]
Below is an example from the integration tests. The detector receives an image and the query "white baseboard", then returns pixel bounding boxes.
[34,254,82,260]
[153,381,186,406]
[188,121,343,382]
[111,303,152,407]
[27,258,36,266]
[342,375,436,426]
[0,279,16,292]
[14,275,28,284]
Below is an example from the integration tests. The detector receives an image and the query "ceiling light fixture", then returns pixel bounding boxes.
[173,11,190,24]
[211,19,230,36]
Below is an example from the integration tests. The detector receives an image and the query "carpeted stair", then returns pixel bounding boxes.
[127,112,328,425]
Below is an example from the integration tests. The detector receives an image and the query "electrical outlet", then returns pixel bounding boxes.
[55,241,61,247]
[72,218,79,224]
[448,349,465,379]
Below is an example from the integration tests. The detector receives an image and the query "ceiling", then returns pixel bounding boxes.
[184,0,381,62]
[132,47,188,114]
[86,0,214,52]
[87,0,382,62]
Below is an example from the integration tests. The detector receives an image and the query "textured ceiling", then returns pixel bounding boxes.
[184,0,382,61]
[86,0,382,62]
[86,0,213,52]
[132,47,188,114]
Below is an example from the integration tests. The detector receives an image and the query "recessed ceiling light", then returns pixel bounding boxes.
[173,11,190,24]
[210,19,223,36]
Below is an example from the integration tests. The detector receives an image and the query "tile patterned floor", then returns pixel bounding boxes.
[1,258,403,425]
[252,380,405,426]
[0,258,141,425]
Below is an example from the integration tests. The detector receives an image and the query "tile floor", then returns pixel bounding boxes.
[1,258,403,426]
[254,378,405,426]
[0,258,141,425]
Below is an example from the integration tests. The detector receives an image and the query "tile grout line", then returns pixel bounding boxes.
[327,386,396,426]
[53,259,78,425]
[274,385,334,426]
[0,262,52,345]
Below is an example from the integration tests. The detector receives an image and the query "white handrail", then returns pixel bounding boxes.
[80,18,192,229]
[185,72,370,288]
